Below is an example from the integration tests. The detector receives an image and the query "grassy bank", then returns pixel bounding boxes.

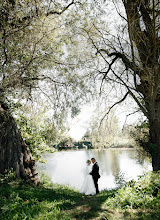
[0,171,160,219]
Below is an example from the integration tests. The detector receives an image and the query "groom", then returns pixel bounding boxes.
[90,158,100,194]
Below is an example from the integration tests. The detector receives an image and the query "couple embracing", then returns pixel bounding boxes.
[80,158,100,195]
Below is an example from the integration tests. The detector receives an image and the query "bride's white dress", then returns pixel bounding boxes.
[80,164,96,195]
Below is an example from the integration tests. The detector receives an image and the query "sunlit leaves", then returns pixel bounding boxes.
[105,171,160,210]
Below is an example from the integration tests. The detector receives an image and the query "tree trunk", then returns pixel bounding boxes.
[122,0,160,171]
[0,102,40,185]
[149,100,160,171]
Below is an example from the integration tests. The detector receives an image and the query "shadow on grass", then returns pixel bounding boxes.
[68,192,116,219]
[2,182,160,220]
[0,181,117,219]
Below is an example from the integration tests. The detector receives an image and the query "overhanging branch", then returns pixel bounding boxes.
[46,0,75,16]
[99,91,130,129]
[122,110,141,131]
[5,1,75,29]
[22,76,66,86]
[97,49,143,76]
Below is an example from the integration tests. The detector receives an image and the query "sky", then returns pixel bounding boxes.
[68,98,146,141]
[68,105,94,141]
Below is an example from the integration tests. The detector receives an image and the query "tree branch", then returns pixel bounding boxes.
[96,49,143,92]
[99,91,130,129]
[2,29,7,68]
[96,49,143,76]
[22,76,66,86]
[46,0,75,16]
[109,52,142,75]
[96,48,148,117]
[122,109,141,131]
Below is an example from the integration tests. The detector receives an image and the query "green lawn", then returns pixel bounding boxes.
[0,171,160,219]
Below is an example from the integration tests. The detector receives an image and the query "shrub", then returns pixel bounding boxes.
[105,171,160,210]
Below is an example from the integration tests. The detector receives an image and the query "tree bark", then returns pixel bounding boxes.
[0,102,40,185]
[148,100,160,171]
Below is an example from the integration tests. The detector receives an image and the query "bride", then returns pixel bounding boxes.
[80,159,96,195]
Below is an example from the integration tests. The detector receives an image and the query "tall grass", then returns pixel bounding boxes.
[0,170,81,220]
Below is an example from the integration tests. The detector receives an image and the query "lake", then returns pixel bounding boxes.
[37,148,152,191]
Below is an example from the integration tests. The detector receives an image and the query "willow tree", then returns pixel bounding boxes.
[0,0,92,184]
[90,0,159,170]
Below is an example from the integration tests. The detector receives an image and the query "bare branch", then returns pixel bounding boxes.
[103,50,143,75]
[2,29,7,68]
[99,91,130,129]
[112,0,127,22]
[22,76,66,86]
[100,56,118,92]
[46,0,75,16]
[96,47,148,117]
[122,110,141,130]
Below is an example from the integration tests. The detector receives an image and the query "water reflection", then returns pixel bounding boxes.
[38,149,152,191]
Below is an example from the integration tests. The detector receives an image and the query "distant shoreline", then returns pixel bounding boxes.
[55,145,134,151]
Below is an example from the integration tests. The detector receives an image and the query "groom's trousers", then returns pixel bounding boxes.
[93,177,99,194]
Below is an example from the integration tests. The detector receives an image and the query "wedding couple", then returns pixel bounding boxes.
[80,158,100,195]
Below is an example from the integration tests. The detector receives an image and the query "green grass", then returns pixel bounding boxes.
[0,171,160,219]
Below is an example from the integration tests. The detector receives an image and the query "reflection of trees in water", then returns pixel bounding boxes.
[109,150,121,177]
[123,149,151,165]
[89,149,151,178]
[84,150,94,161]
[91,149,121,177]
[90,150,109,174]
[135,149,151,165]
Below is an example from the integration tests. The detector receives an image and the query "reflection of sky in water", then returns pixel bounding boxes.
[38,149,152,191]
[119,152,152,182]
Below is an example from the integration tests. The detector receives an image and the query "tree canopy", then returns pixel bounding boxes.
[0,0,160,183]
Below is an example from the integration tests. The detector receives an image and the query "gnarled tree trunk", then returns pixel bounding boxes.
[0,102,40,185]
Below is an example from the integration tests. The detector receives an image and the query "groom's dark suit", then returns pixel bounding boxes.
[90,162,100,194]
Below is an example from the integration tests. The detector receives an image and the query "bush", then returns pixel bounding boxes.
[105,171,160,209]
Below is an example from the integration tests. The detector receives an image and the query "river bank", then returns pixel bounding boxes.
[0,171,160,219]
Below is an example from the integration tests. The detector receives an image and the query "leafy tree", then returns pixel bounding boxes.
[84,108,122,148]
[0,0,95,184]
[14,99,67,161]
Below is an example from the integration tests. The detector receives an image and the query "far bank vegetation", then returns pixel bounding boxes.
[83,110,136,149]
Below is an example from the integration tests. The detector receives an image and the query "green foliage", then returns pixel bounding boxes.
[38,171,55,188]
[14,103,68,161]
[128,122,151,156]
[0,168,16,183]
[105,171,160,210]
[83,109,128,148]
[0,172,81,220]
[0,189,70,220]
[16,114,53,161]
